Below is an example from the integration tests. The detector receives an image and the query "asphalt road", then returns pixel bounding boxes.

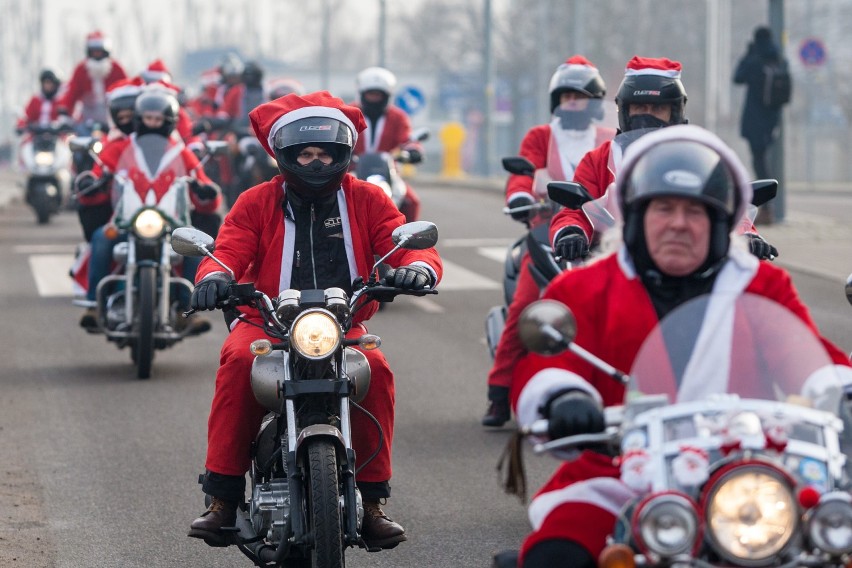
[0,177,850,568]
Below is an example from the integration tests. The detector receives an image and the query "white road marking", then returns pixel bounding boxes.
[440,237,515,248]
[14,244,77,254]
[28,254,76,297]
[437,259,500,290]
[477,246,508,263]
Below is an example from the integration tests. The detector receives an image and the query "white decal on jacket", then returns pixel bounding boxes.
[528,477,637,531]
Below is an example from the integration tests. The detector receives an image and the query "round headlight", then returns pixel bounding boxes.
[636,493,699,558]
[807,492,852,556]
[34,151,54,166]
[705,465,797,564]
[290,310,341,360]
[134,209,166,238]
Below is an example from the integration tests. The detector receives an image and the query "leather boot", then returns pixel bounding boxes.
[481,398,511,427]
[79,307,98,330]
[188,496,237,547]
[362,500,406,549]
[177,313,211,335]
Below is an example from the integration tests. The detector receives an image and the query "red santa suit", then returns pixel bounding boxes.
[488,120,615,392]
[197,93,443,487]
[352,103,423,223]
[511,247,852,564]
[57,58,127,125]
[16,92,62,130]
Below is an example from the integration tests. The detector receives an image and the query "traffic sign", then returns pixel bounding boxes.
[799,37,827,67]
[395,85,426,115]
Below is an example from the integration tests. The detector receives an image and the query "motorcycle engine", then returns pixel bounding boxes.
[105,291,126,331]
[251,414,291,543]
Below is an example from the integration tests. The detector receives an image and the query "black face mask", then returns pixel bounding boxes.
[625,114,670,132]
[280,158,345,201]
[554,108,593,131]
[361,93,389,123]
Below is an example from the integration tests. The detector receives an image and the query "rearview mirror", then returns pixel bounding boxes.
[846,273,852,307]
[518,300,577,355]
[547,181,594,210]
[750,179,778,207]
[410,127,430,142]
[171,227,215,257]
[391,221,438,250]
[204,140,230,157]
[501,156,535,177]
[68,136,97,153]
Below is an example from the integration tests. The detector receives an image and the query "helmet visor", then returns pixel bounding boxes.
[272,117,353,151]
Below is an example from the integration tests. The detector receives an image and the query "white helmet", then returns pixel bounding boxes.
[356,67,397,96]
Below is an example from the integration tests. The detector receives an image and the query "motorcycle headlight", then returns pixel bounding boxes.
[34,151,54,167]
[290,310,341,360]
[705,465,797,565]
[635,493,699,558]
[807,491,852,556]
[133,209,166,239]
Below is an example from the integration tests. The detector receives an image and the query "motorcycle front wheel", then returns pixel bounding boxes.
[134,265,156,379]
[28,182,53,224]
[306,440,344,568]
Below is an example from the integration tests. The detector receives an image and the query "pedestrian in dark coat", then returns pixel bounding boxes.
[734,26,784,180]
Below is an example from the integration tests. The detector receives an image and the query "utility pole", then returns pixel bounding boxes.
[320,0,331,90]
[768,0,786,222]
[480,0,494,177]
[378,0,387,67]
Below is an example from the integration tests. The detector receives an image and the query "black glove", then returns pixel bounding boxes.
[747,233,778,260]
[385,265,432,290]
[190,272,233,311]
[554,227,590,261]
[545,390,605,440]
[189,179,219,200]
[74,172,110,195]
[405,148,423,164]
[507,194,535,222]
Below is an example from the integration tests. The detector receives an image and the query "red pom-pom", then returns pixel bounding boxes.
[798,486,822,509]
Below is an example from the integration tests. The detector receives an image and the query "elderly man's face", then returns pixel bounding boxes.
[643,197,710,276]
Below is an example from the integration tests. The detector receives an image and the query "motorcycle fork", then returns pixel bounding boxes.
[157,237,172,326]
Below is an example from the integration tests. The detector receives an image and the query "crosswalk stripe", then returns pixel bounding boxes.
[28,254,76,297]
[437,259,500,290]
[477,247,507,263]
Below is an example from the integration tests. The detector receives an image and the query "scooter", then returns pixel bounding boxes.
[17,122,74,223]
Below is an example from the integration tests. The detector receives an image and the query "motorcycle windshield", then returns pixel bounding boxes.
[627,293,840,411]
[606,127,660,181]
[113,134,191,228]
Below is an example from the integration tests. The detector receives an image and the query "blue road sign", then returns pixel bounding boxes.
[395,85,426,115]
[799,38,827,67]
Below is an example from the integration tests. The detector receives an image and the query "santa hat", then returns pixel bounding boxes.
[86,30,110,51]
[106,78,143,103]
[141,59,172,84]
[200,67,221,87]
[624,56,682,78]
[564,55,597,68]
[249,91,366,158]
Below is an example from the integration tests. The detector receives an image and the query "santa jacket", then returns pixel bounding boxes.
[57,60,127,122]
[506,123,614,205]
[511,247,852,421]
[17,94,61,130]
[196,173,443,325]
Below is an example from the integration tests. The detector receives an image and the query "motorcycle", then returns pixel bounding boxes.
[17,122,74,223]
[231,135,279,207]
[351,127,429,218]
[170,221,439,567]
[68,135,229,379]
[509,292,852,567]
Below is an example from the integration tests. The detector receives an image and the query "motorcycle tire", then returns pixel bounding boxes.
[30,184,52,224]
[134,265,157,380]
[306,440,344,568]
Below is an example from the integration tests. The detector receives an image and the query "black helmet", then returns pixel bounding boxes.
[133,87,179,137]
[617,125,752,271]
[107,81,142,135]
[39,69,60,98]
[615,57,687,132]
[242,61,264,88]
[548,56,606,113]
[272,115,355,199]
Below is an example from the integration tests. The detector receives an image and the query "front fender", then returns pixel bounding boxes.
[295,424,347,461]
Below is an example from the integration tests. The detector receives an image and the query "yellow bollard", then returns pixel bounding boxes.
[439,122,466,178]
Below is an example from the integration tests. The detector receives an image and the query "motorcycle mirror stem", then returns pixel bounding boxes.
[171,227,236,281]
[519,300,629,385]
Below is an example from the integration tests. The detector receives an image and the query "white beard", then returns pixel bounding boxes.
[85,57,112,79]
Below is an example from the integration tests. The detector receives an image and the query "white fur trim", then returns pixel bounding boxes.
[623,68,681,78]
[529,477,637,530]
[517,368,602,428]
[267,106,357,151]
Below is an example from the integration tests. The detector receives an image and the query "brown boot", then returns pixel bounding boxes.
[362,500,406,549]
[188,497,237,547]
[176,313,211,335]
